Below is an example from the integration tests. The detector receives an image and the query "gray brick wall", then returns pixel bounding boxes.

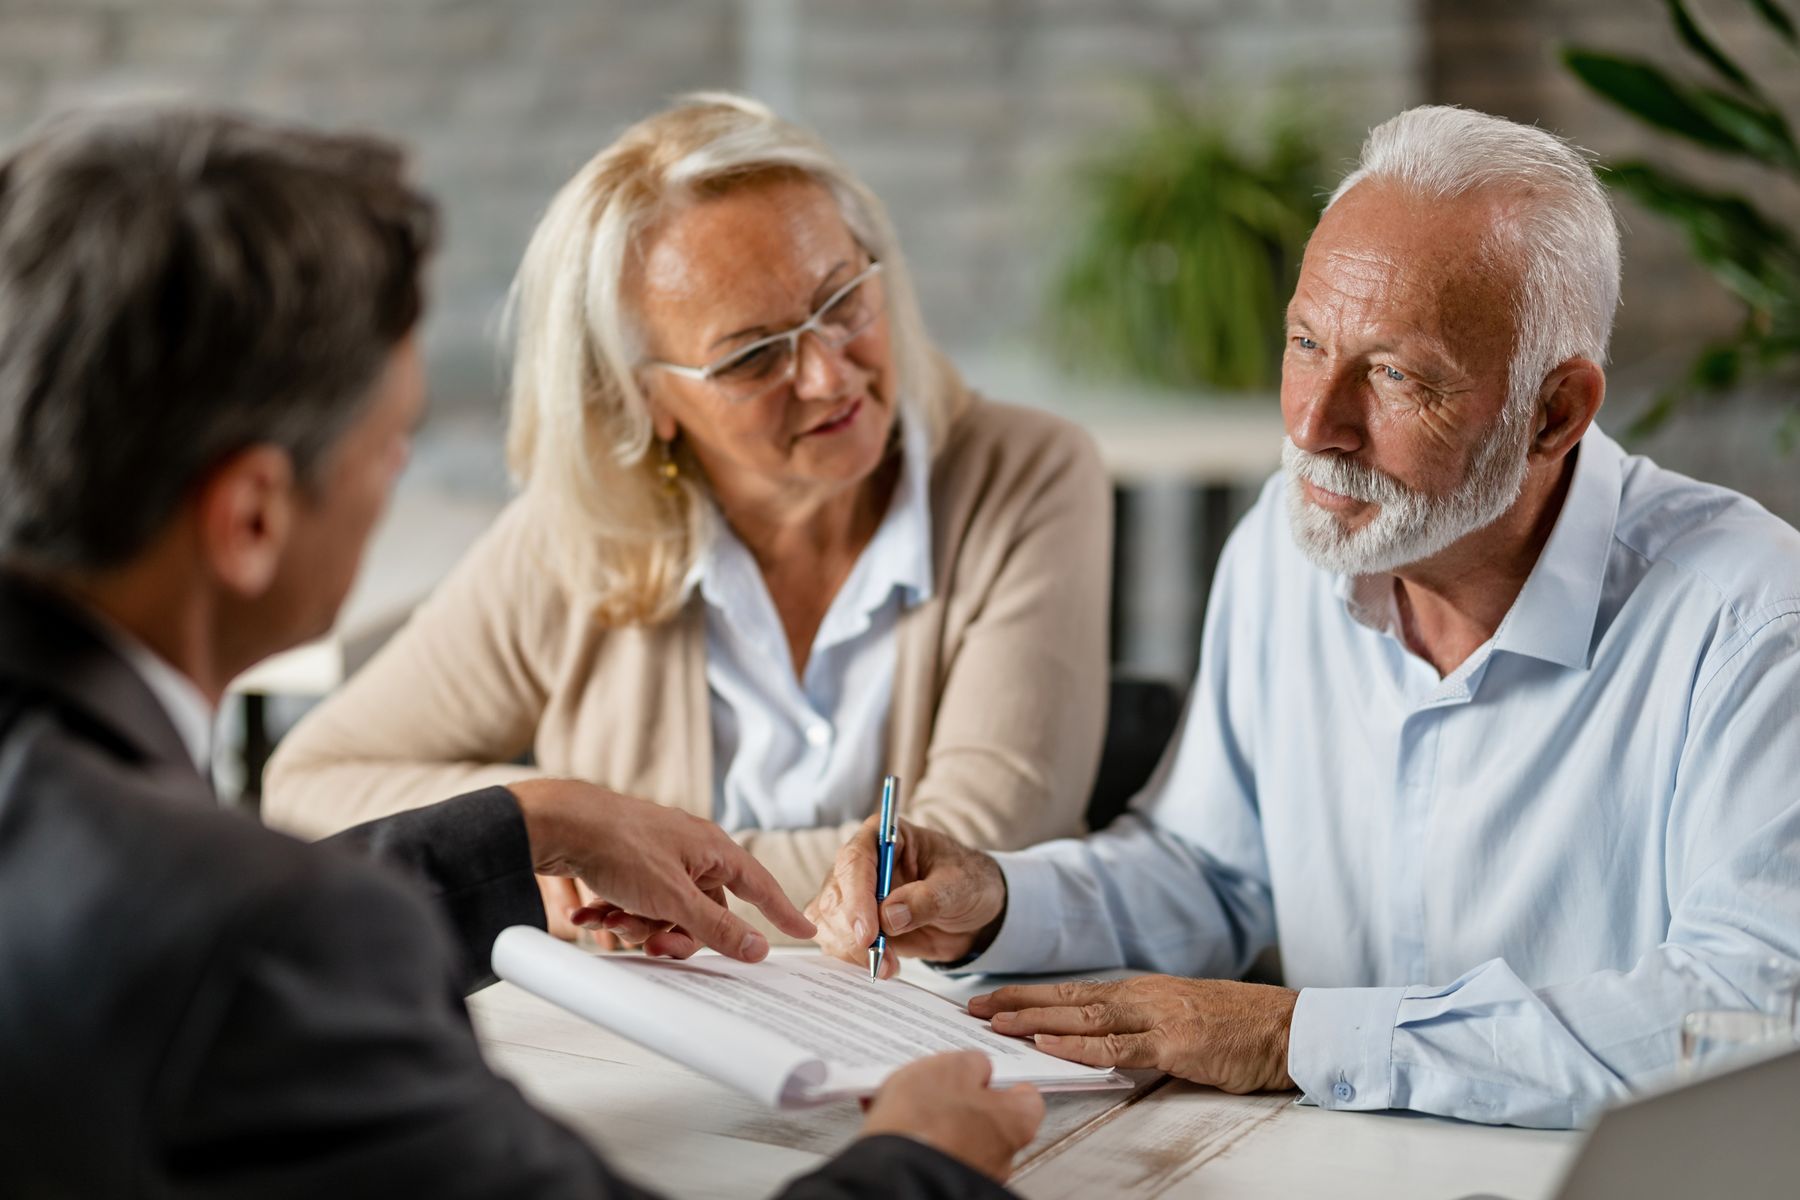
[0,0,1420,420]
[0,0,743,416]
[779,0,1423,373]
[3,0,1794,521]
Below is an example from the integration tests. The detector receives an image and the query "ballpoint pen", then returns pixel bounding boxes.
[869,774,899,981]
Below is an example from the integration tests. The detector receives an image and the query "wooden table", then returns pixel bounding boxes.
[467,955,1580,1200]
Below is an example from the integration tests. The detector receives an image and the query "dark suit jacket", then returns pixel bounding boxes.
[0,573,1010,1199]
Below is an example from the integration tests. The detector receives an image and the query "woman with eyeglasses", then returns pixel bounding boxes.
[263,94,1111,942]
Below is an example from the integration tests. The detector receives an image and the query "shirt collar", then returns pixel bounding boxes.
[699,414,935,643]
[1337,571,1401,639]
[1490,424,1623,670]
[87,615,215,775]
[1333,424,1624,672]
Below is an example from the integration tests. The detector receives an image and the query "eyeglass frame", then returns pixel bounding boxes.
[642,260,885,401]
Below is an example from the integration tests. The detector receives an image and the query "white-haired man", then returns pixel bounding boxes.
[806,105,1800,1128]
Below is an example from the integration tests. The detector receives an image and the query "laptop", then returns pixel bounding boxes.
[1462,1044,1800,1200]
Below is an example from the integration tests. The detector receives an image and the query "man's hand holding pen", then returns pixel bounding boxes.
[807,815,1009,979]
[868,775,900,980]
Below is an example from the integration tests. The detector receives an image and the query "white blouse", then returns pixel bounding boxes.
[699,419,933,833]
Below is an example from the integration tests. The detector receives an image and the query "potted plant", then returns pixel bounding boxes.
[1045,92,1330,394]
[1563,0,1800,443]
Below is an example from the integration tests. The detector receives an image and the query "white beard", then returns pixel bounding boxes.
[1282,404,1533,577]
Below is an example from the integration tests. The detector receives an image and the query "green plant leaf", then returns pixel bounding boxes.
[1561,48,1800,172]
[1779,401,1800,452]
[1574,4,1800,451]
[1600,161,1800,315]
[1668,0,1760,97]
[1754,332,1800,363]
[1562,48,1750,152]
[1624,339,1748,440]
[1691,340,1749,390]
[1045,92,1328,392]
[1744,0,1798,47]
[1688,86,1800,172]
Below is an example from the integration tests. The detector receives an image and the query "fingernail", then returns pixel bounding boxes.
[884,902,911,931]
[740,931,767,959]
[991,1012,1013,1030]
[1034,1034,1056,1047]
[853,918,869,945]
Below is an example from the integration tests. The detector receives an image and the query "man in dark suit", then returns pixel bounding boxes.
[0,107,1042,1198]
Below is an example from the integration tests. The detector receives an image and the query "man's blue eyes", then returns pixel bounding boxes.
[1291,338,1407,383]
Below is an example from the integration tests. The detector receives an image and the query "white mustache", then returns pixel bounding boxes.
[1281,439,1418,508]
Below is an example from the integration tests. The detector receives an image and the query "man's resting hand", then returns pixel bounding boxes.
[971,976,1298,1094]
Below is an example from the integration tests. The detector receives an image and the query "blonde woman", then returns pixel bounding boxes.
[264,94,1110,941]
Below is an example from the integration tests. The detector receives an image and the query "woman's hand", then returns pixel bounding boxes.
[536,874,583,941]
[536,875,622,948]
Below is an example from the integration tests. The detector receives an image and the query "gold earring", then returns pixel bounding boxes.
[659,439,680,494]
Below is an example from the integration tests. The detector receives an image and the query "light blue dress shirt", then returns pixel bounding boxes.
[958,426,1800,1128]
[701,418,933,833]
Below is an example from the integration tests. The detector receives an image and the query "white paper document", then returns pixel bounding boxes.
[491,925,1131,1109]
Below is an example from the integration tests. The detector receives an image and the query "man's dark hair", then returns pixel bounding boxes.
[0,106,438,571]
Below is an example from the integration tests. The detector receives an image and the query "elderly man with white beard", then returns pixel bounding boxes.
[803,105,1800,1129]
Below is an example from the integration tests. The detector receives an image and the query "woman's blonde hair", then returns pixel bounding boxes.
[504,92,944,625]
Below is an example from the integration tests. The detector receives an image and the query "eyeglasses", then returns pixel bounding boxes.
[645,260,884,404]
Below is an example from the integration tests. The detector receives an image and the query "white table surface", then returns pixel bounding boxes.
[467,952,1580,1200]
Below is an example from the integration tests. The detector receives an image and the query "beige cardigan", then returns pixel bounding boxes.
[265,376,1112,932]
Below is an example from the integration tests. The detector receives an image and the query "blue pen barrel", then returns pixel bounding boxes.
[877,839,895,903]
[871,775,901,965]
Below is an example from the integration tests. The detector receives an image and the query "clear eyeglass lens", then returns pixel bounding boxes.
[716,341,789,385]
[708,268,883,403]
[818,282,874,339]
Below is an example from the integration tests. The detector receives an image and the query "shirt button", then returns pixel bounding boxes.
[1332,1080,1355,1103]
[805,721,832,748]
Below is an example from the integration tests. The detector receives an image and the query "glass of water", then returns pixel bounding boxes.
[1677,956,1800,1080]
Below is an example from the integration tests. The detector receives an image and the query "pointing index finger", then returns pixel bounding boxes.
[714,844,817,941]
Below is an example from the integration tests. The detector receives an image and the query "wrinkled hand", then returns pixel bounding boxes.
[807,815,1007,979]
[970,976,1298,1094]
[860,1051,1045,1181]
[510,778,814,962]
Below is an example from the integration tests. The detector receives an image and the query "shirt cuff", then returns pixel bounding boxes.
[1287,985,1404,1111]
[932,850,1064,976]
